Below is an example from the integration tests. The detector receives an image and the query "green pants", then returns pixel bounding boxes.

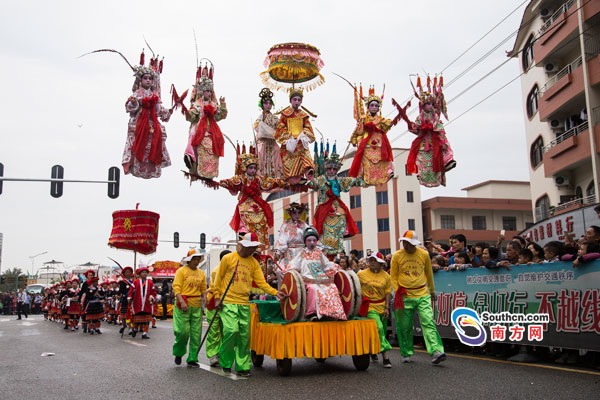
[395,295,444,357]
[172,306,203,363]
[367,310,392,353]
[205,307,222,359]
[218,303,251,371]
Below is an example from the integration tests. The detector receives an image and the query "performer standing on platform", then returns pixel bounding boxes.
[357,252,392,367]
[128,267,156,339]
[274,202,309,274]
[118,267,135,335]
[213,233,283,376]
[254,88,282,178]
[275,89,315,184]
[205,249,231,367]
[172,249,207,368]
[391,231,446,364]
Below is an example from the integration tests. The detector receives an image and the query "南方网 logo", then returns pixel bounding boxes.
[451,307,487,346]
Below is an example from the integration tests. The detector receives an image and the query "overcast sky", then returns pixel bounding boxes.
[0,0,530,274]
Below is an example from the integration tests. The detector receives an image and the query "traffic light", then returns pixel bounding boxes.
[108,167,120,199]
[174,232,179,248]
[50,165,64,198]
[200,233,206,249]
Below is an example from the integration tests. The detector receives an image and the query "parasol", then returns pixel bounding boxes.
[260,42,325,92]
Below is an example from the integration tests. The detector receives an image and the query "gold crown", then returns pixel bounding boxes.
[289,87,304,100]
[240,153,259,171]
[418,91,436,105]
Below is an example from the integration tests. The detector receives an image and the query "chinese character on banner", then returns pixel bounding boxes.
[435,293,452,326]
[508,325,525,341]
[452,291,467,309]
[528,325,544,341]
[546,223,552,237]
[539,226,545,240]
[555,219,563,236]
[581,289,600,334]
[534,229,539,242]
[473,291,489,315]
[536,292,557,330]
[557,289,581,333]
[490,325,506,341]
[565,216,574,232]
[508,291,528,314]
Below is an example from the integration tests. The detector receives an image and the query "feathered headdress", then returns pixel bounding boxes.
[412,73,447,120]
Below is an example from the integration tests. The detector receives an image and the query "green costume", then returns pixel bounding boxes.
[205,307,222,359]
[367,310,392,353]
[172,306,203,363]
[218,304,252,371]
[395,294,444,357]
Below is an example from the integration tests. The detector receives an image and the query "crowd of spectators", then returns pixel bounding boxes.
[1,289,43,317]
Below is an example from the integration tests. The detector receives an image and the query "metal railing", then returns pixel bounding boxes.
[541,55,582,95]
[539,0,575,33]
[543,120,589,153]
[552,194,597,214]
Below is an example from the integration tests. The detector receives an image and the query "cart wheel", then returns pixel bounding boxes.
[276,358,292,376]
[315,358,327,363]
[352,354,370,371]
[251,350,264,368]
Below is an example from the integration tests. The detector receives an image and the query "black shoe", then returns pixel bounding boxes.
[119,327,125,334]
[83,327,88,333]
[89,330,94,335]
[152,325,156,328]
[187,361,200,368]
[444,160,457,172]
[142,334,150,339]
[95,329,102,334]
[237,370,251,377]
[371,354,379,363]
[383,358,392,368]
[222,367,231,374]
[175,356,182,365]
[131,331,137,338]
[64,325,69,330]
[184,154,193,170]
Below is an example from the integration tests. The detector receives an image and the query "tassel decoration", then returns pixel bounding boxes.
[159,58,164,73]
[139,50,145,66]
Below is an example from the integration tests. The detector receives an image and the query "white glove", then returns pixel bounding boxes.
[286,138,299,153]
[298,133,311,149]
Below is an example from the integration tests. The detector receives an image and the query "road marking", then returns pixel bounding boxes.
[404,348,600,376]
[20,322,37,326]
[198,363,247,380]
[123,340,147,347]
[21,329,40,336]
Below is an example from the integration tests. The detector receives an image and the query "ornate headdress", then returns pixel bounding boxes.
[258,88,274,109]
[240,153,259,172]
[191,58,216,102]
[234,142,258,175]
[314,140,341,175]
[364,85,383,106]
[324,153,342,171]
[289,87,304,100]
[284,202,309,222]
[413,74,447,119]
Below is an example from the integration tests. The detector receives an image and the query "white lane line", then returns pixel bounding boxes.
[198,363,247,380]
[123,340,147,347]
[20,322,37,326]
[21,329,40,336]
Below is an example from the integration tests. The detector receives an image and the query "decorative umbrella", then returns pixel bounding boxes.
[260,42,325,92]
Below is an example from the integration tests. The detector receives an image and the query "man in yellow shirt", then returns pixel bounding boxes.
[391,231,445,364]
[172,249,207,368]
[357,252,392,368]
[213,233,283,376]
[205,249,231,367]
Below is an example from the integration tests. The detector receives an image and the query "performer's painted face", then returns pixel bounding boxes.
[290,95,302,110]
[262,99,273,112]
[305,236,318,250]
[423,102,433,112]
[141,74,153,90]
[290,209,302,221]
[368,101,380,115]
[246,164,257,176]
[326,167,337,178]
[202,90,211,100]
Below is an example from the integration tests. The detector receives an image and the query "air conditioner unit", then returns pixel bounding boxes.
[550,119,564,130]
[555,175,570,187]
[545,62,559,73]
[540,8,553,19]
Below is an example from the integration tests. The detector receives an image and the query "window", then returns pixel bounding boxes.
[502,216,517,231]
[575,186,583,199]
[269,234,274,246]
[525,222,534,229]
[407,191,414,203]
[356,221,362,234]
[379,248,391,257]
[530,136,544,168]
[408,218,416,231]
[586,181,595,198]
[350,194,361,209]
[522,34,535,71]
[376,191,388,205]
[377,218,390,232]
[472,216,487,230]
[535,195,550,221]
[526,85,539,118]
[440,215,455,230]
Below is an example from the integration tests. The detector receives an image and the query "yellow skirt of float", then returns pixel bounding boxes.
[250,303,380,375]
[155,304,174,317]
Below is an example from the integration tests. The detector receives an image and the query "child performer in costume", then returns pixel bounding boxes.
[406,75,456,188]
[357,252,392,367]
[213,233,284,376]
[128,267,157,339]
[118,267,135,335]
[254,88,282,178]
[172,249,207,368]
[205,249,231,367]
[288,227,346,321]
[81,277,104,335]
[275,88,315,184]
[123,53,173,179]
[309,152,364,257]
[349,87,395,186]
[184,62,228,180]
[59,281,69,329]
[66,279,82,331]
[274,202,309,275]
[219,153,289,248]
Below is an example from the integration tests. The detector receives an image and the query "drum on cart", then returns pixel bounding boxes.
[333,269,362,319]
[279,270,306,322]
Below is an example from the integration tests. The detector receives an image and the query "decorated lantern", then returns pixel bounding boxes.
[260,42,325,92]
[108,204,159,255]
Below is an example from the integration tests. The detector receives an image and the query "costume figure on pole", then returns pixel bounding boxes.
[219,152,289,248]
[406,75,456,187]
[357,252,392,367]
[212,233,283,376]
[184,60,228,181]
[274,202,309,278]
[391,231,446,364]
[172,249,207,368]
[128,267,157,339]
[254,88,282,178]
[288,227,346,321]
[349,86,395,186]
[309,146,364,256]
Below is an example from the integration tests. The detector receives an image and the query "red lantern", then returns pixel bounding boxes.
[108,208,159,255]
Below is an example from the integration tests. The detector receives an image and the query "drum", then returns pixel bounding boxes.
[334,270,356,319]
[280,270,306,322]
[345,270,362,319]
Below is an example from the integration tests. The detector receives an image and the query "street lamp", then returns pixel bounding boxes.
[29,251,48,276]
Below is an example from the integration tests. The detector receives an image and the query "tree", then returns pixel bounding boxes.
[1,268,27,292]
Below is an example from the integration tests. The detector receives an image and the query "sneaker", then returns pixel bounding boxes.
[142,334,150,339]
[383,358,392,368]
[174,356,182,365]
[209,356,220,367]
[444,160,457,172]
[131,331,137,338]
[71,327,75,332]
[187,361,200,368]
[237,370,252,377]
[89,330,94,335]
[95,329,102,334]
[222,367,231,374]
[402,356,412,363]
[371,354,379,363]
[152,325,157,328]
[432,351,447,364]
[184,154,194,170]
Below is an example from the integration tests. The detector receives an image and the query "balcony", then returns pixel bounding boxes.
[534,0,577,62]
[551,194,597,216]
[539,56,585,121]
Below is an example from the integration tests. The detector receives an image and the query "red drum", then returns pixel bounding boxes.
[334,270,355,318]
[108,209,160,255]
[280,270,305,322]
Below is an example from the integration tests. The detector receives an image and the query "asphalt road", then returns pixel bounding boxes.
[1,315,599,400]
